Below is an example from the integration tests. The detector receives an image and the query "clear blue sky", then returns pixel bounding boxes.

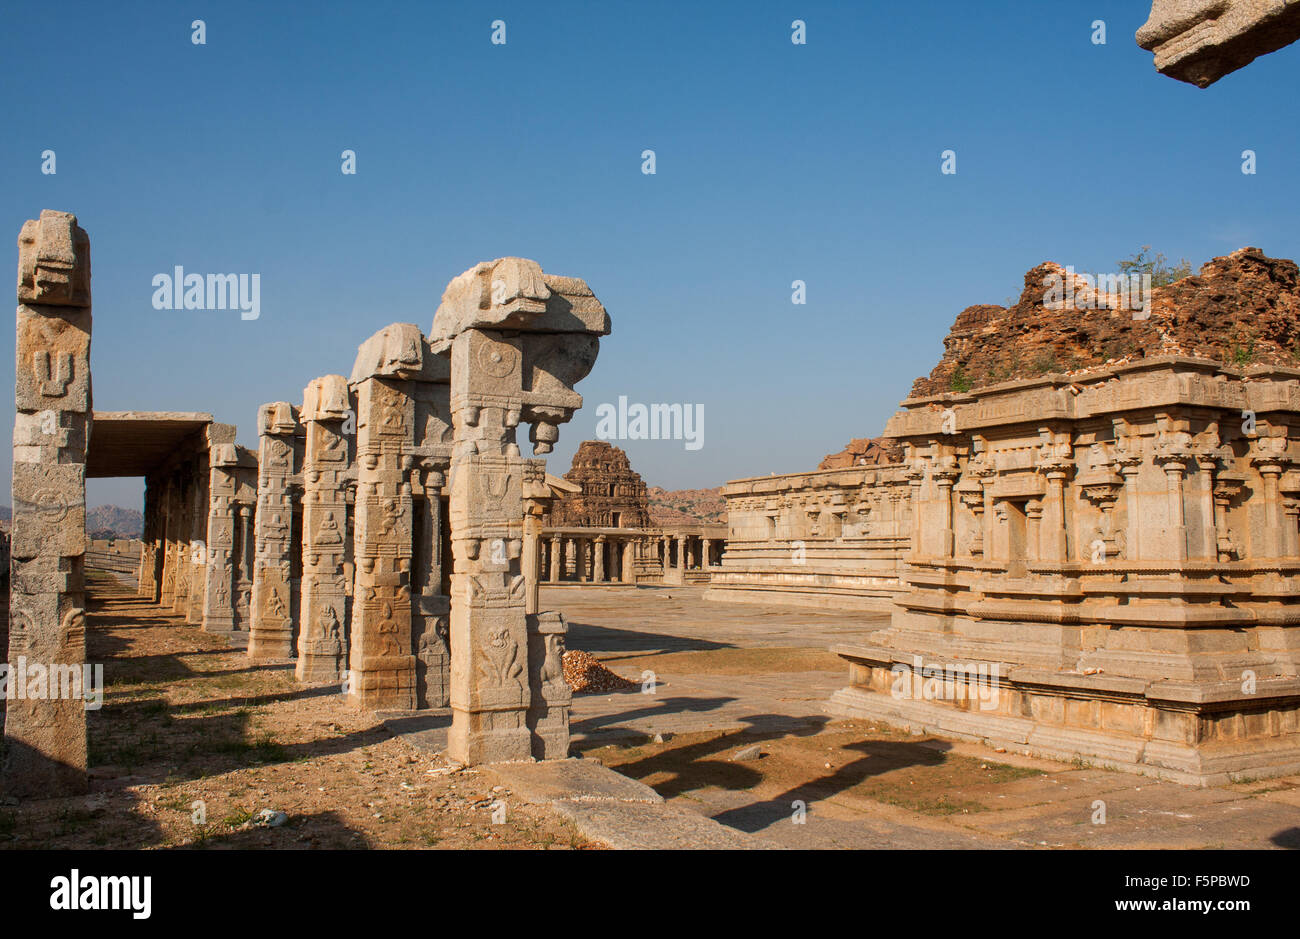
[3,0,1298,511]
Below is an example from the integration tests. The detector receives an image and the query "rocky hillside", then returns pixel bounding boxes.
[87,505,143,538]
[910,247,1300,398]
[818,436,903,469]
[647,486,725,525]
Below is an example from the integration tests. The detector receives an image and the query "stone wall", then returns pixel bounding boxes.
[707,466,910,610]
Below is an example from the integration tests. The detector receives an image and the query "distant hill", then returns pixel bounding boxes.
[0,504,141,538]
[646,486,725,525]
[87,505,143,538]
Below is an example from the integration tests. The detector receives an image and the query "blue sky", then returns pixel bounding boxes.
[3,0,1298,510]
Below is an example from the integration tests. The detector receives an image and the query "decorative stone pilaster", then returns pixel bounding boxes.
[298,375,355,683]
[4,210,92,798]
[249,402,303,660]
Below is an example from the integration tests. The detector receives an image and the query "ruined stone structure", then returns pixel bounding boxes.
[4,210,93,797]
[1139,0,1300,87]
[830,356,1300,785]
[707,467,910,609]
[2,210,613,783]
[546,440,651,528]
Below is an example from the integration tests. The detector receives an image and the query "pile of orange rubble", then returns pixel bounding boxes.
[562,650,638,694]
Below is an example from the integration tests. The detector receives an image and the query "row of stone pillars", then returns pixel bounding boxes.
[4,230,612,798]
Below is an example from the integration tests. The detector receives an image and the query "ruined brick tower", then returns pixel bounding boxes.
[546,440,651,528]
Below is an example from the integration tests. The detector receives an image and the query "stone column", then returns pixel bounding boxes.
[934,460,960,559]
[201,440,242,632]
[621,538,636,582]
[548,536,561,583]
[171,471,193,616]
[1116,455,1143,562]
[1040,462,1070,563]
[1157,454,1190,561]
[235,503,255,628]
[1253,444,1286,559]
[594,535,606,582]
[1196,454,1219,560]
[249,402,303,660]
[433,257,606,764]
[298,375,354,682]
[348,326,425,709]
[661,536,670,575]
[676,535,686,572]
[159,474,178,605]
[1025,500,1043,562]
[186,455,210,625]
[4,209,92,798]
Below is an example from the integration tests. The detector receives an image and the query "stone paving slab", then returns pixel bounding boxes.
[548,798,781,850]
[483,757,779,849]
[484,758,663,804]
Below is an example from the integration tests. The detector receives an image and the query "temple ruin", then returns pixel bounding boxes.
[1,213,613,796]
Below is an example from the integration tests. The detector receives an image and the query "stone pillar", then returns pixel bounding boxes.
[1196,454,1219,560]
[661,536,670,574]
[1117,456,1143,562]
[1253,443,1287,558]
[594,535,606,582]
[676,535,686,571]
[249,402,303,660]
[235,503,255,628]
[1041,465,1070,563]
[171,470,193,616]
[201,440,242,633]
[186,456,210,625]
[433,257,606,764]
[4,209,92,798]
[298,375,354,682]
[547,536,561,583]
[1158,454,1190,561]
[934,460,960,559]
[349,327,424,709]
[1025,500,1043,562]
[160,474,180,605]
[621,538,636,582]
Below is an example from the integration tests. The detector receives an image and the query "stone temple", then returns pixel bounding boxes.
[713,248,1300,785]
[10,206,1300,799]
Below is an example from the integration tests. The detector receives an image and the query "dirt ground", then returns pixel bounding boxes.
[0,573,596,850]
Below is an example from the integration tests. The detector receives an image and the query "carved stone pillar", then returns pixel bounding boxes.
[347,324,449,710]
[186,456,211,625]
[249,403,303,660]
[933,458,960,559]
[1116,454,1143,562]
[1252,440,1288,559]
[4,209,92,798]
[433,257,607,764]
[202,442,242,632]
[1156,452,1190,561]
[594,535,606,582]
[548,536,561,583]
[298,375,354,682]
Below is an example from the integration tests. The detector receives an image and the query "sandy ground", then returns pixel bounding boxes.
[0,573,596,850]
